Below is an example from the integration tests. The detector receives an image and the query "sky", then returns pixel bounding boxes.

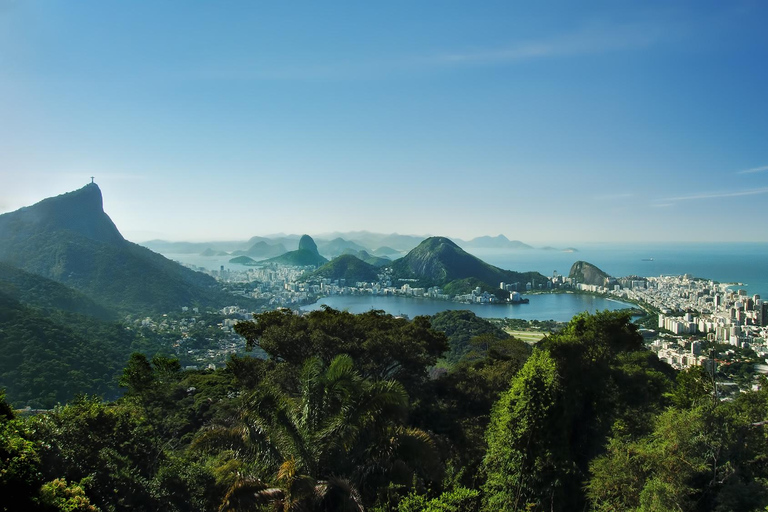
[0,1,767,244]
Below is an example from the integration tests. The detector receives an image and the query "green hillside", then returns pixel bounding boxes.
[0,184,255,315]
[0,262,114,320]
[229,255,257,265]
[263,235,328,267]
[391,236,545,293]
[303,254,380,283]
[341,249,391,267]
[0,292,134,408]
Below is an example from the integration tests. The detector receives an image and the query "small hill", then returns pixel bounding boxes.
[263,235,328,267]
[230,255,257,265]
[264,250,328,267]
[341,249,390,267]
[390,236,546,293]
[569,261,611,287]
[303,254,379,283]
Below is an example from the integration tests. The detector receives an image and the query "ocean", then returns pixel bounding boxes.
[471,242,768,299]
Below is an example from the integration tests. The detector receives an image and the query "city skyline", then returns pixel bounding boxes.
[1,1,767,243]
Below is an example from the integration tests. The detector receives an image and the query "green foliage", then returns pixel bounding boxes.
[397,486,480,512]
[24,395,223,512]
[28,397,160,511]
[0,416,44,511]
[234,307,448,397]
[587,380,768,511]
[482,349,568,511]
[482,311,673,510]
[38,479,99,512]
[263,249,328,267]
[9,303,768,512]
[119,353,155,396]
[303,254,380,283]
[0,293,135,408]
[671,365,714,409]
[430,310,510,365]
[0,262,114,320]
[196,354,439,509]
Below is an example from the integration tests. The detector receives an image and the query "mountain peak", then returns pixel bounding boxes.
[0,183,124,245]
[421,236,460,249]
[569,261,611,286]
[298,234,319,254]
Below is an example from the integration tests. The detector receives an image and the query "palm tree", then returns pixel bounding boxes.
[196,354,437,511]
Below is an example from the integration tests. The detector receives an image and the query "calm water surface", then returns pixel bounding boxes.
[300,294,634,322]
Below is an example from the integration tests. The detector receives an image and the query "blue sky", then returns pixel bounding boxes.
[1,1,766,243]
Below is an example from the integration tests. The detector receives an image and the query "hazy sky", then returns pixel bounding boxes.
[1,1,766,243]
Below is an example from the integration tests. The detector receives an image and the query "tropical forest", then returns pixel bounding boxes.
[3,307,768,511]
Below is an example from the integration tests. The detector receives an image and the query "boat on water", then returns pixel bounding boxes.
[641,257,654,261]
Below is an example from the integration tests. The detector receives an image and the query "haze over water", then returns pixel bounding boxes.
[473,242,768,299]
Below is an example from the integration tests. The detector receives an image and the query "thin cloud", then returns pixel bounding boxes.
[736,165,768,175]
[595,192,634,201]
[660,187,768,203]
[191,20,677,82]
[438,21,672,65]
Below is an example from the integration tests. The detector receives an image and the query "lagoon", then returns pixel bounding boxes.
[299,293,635,322]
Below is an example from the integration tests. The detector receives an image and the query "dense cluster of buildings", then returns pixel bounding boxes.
[580,273,768,372]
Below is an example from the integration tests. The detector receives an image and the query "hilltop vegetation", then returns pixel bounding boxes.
[4,308,766,511]
[3,308,768,511]
[302,254,380,283]
[391,236,545,294]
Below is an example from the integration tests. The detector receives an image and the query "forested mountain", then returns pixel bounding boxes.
[0,184,253,315]
[3,308,768,511]
[390,236,546,293]
[263,234,329,267]
[302,254,380,283]
[0,262,114,320]
[0,292,134,408]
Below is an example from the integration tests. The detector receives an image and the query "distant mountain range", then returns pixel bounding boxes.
[142,232,577,261]
[458,235,533,250]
